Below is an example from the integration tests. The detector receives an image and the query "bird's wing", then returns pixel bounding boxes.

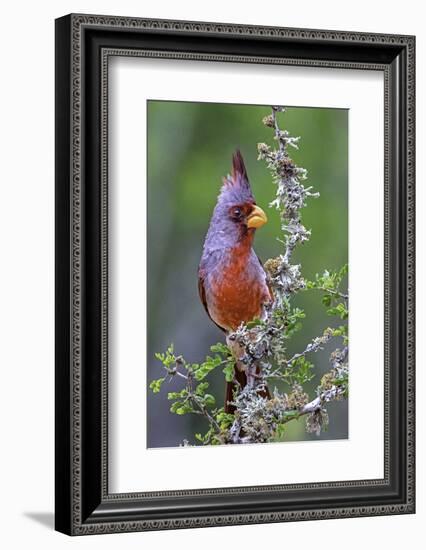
[255,253,274,303]
[198,270,226,333]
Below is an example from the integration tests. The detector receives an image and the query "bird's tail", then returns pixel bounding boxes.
[224,364,270,414]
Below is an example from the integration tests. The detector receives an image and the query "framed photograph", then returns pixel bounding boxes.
[55,14,415,535]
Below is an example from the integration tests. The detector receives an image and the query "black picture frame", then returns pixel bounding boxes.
[55,13,415,535]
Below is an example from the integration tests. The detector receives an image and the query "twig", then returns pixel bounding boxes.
[311,286,349,300]
[299,386,346,416]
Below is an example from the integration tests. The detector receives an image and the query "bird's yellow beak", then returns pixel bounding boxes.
[247,205,268,229]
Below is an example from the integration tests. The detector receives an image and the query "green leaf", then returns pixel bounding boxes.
[285,307,305,337]
[246,318,264,329]
[292,356,314,384]
[327,302,348,319]
[170,401,182,413]
[331,325,347,337]
[149,377,165,394]
[154,344,176,368]
[194,354,223,380]
[216,410,234,429]
[271,423,287,441]
[327,302,348,320]
[167,389,188,400]
[170,401,193,415]
[195,382,209,396]
[223,362,235,382]
[210,342,230,355]
[338,263,349,281]
[203,394,216,407]
[305,264,348,299]
[322,294,332,307]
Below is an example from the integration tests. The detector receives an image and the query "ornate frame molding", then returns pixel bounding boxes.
[55,14,415,535]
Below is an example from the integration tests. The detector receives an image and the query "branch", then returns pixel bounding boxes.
[267,329,335,381]
[182,373,220,434]
[299,385,346,416]
[258,107,318,301]
[306,346,348,411]
[311,286,349,301]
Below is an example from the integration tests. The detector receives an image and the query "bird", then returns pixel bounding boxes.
[198,150,273,413]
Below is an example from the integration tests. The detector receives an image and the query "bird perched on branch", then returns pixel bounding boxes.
[198,150,273,413]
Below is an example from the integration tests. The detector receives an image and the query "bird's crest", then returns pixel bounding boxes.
[232,149,249,182]
[219,150,254,204]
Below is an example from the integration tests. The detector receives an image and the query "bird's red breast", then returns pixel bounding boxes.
[202,241,272,332]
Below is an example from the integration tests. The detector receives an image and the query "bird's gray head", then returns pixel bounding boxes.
[202,150,268,253]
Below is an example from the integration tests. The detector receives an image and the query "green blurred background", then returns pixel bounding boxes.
[147,100,348,448]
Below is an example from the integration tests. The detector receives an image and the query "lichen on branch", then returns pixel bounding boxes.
[150,106,349,446]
